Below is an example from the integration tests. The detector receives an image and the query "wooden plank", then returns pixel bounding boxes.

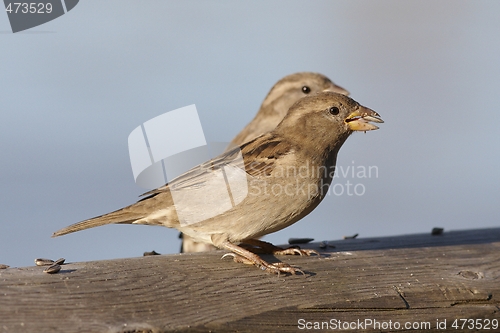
[1,228,499,332]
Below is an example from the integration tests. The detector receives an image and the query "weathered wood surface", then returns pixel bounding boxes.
[1,227,499,333]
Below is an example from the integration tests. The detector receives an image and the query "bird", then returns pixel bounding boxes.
[182,72,349,253]
[228,72,349,148]
[53,92,383,274]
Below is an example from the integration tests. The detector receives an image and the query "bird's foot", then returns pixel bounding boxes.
[273,246,320,256]
[243,239,320,256]
[221,252,254,265]
[222,252,304,275]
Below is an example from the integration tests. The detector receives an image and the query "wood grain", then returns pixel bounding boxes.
[1,228,499,332]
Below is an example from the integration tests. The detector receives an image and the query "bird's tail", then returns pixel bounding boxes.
[52,204,147,237]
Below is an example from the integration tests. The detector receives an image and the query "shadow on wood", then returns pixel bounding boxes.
[1,227,499,332]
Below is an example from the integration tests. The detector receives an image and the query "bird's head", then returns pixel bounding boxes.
[260,72,349,119]
[275,91,383,152]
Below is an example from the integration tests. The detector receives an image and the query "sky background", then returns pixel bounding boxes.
[1,1,499,267]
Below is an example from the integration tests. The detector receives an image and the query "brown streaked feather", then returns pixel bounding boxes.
[141,132,292,196]
[240,134,292,178]
[52,192,170,237]
[53,132,293,237]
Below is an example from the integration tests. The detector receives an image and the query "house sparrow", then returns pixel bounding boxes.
[53,92,383,274]
[182,72,349,253]
[228,72,349,148]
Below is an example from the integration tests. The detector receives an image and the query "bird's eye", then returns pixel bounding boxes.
[329,106,340,115]
[302,86,311,94]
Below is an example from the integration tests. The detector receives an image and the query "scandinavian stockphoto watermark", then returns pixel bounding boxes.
[245,160,378,199]
[3,0,79,33]
[297,318,499,331]
[128,105,379,225]
[298,318,433,331]
[128,105,248,227]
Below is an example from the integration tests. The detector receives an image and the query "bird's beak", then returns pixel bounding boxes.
[323,85,350,96]
[345,106,384,131]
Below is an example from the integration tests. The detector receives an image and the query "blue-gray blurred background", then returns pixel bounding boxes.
[2,1,499,267]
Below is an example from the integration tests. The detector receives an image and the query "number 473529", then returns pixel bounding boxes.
[5,3,53,14]
[451,318,498,330]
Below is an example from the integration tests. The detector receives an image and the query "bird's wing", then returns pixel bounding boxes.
[52,134,293,237]
[240,134,293,178]
[140,133,292,197]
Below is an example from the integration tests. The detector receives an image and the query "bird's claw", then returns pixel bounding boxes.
[222,252,304,275]
[221,253,255,265]
[273,246,320,257]
[261,262,304,275]
[242,240,320,257]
